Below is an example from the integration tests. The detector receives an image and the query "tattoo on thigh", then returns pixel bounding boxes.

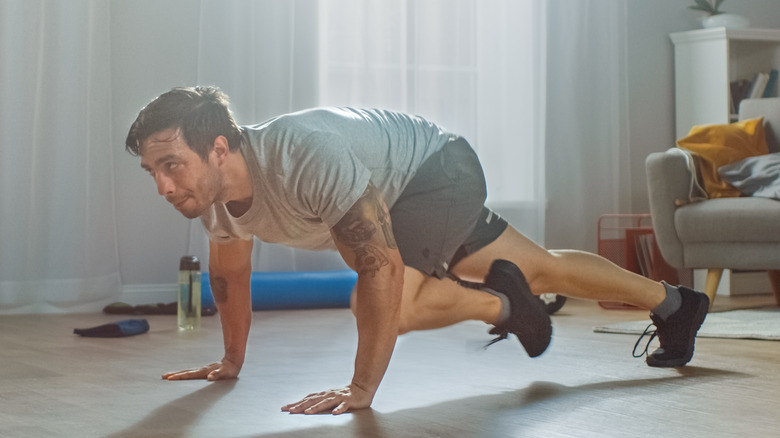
[211,276,228,304]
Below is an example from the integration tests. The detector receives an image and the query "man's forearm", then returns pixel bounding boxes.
[350,260,404,394]
[328,182,404,403]
[211,272,253,367]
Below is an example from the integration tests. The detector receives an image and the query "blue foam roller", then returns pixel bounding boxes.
[201,270,357,310]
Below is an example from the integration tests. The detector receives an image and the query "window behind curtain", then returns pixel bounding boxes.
[318,0,545,241]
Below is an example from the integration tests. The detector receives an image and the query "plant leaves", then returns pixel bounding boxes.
[690,0,721,14]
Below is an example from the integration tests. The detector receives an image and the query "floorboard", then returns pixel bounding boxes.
[1,295,778,438]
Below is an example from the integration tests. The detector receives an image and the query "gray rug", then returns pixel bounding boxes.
[594,307,780,341]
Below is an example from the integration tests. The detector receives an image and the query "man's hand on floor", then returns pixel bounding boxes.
[281,382,374,415]
[162,359,241,381]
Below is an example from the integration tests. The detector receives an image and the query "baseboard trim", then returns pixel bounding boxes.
[120,283,177,305]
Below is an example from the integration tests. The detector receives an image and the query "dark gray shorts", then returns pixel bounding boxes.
[389,137,508,278]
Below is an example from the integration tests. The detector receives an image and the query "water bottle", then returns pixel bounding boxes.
[178,255,201,330]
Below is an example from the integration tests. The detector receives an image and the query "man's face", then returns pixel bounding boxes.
[139,128,222,219]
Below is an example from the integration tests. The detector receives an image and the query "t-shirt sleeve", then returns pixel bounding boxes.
[282,132,373,229]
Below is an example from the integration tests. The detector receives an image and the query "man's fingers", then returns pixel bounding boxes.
[280,402,299,412]
[283,386,366,415]
[162,365,215,380]
[282,390,321,411]
[163,370,204,380]
[332,401,349,415]
[283,395,349,415]
[304,397,341,415]
[282,396,330,414]
[282,399,316,414]
[162,367,197,379]
[162,370,195,380]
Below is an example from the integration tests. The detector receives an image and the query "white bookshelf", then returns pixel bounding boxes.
[670,27,780,138]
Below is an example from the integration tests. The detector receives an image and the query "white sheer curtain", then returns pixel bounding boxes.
[0,0,627,313]
[318,0,548,243]
[0,0,120,314]
[544,1,629,252]
[188,0,626,263]
[188,0,351,272]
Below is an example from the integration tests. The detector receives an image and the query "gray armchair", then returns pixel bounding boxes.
[646,98,780,307]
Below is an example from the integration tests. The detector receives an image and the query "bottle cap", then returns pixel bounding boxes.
[179,255,200,271]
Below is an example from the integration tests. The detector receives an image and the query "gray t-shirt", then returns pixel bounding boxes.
[200,107,456,250]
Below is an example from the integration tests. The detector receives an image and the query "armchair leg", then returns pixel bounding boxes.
[768,270,780,307]
[704,268,724,310]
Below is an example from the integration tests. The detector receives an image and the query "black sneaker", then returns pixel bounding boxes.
[483,259,552,357]
[634,286,709,367]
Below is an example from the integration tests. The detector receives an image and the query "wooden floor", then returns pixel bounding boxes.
[2,295,779,438]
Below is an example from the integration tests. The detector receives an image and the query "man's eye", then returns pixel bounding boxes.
[166,162,180,171]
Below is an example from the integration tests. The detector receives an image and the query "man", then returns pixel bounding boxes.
[126,86,709,415]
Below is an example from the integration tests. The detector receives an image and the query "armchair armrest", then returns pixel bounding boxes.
[645,149,700,269]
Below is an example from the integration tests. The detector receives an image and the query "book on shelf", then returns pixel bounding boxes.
[748,72,769,99]
[763,69,778,98]
[730,78,752,114]
[730,68,779,116]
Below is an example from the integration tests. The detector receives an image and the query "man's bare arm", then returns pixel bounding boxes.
[162,237,253,381]
[282,183,404,414]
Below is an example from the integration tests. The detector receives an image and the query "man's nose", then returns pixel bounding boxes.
[154,173,175,196]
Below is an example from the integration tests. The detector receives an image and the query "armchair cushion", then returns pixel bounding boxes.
[719,152,780,199]
[675,197,780,244]
[676,117,769,198]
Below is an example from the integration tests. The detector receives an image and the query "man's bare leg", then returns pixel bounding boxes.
[396,268,502,333]
[351,267,504,333]
[450,225,667,310]
[357,225,668,334]
[366,224,706,368]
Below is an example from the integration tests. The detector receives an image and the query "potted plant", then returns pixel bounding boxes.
[689,0,749,29]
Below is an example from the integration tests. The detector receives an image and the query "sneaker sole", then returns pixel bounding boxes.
[646,290,710,368]
[486,259,552,357]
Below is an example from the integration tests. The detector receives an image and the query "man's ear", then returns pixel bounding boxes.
[210,135,230,164]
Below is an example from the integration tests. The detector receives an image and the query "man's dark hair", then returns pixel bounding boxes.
[125,86,243,160]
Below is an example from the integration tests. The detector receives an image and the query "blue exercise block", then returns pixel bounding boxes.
[201,270,357,310]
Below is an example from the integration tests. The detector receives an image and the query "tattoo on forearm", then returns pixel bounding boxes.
[354,245,389,277]
[211,276,228,304]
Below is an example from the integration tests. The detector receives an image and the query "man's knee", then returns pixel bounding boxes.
[527,250,570,293]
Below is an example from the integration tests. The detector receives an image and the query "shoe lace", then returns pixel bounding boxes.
[484,327,509,349]
[632,323,657,358]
